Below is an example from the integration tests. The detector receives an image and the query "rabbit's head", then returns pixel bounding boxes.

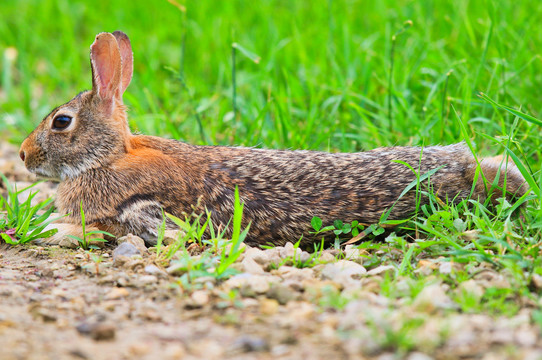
[19,31,133,181]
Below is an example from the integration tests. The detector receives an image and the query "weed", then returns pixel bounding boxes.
[0,174,58,245]
[160,186,250,289]
[66,202,111,250]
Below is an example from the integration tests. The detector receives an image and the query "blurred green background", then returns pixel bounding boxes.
[1,0,541,170]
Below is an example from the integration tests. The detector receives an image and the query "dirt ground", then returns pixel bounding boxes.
[2,141,542,360]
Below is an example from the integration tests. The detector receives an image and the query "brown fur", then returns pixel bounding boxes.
[19,32,528,247]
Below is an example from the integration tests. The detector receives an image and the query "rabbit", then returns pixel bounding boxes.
[19,31,528,248]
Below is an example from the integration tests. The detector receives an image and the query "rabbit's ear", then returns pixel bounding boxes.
[112,31,133,94]
[90,33,122,108]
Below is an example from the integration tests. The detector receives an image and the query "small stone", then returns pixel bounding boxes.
[531,274,542,290]
[58,237,79,249]
[105,287,130,300]
[472,269,510,289]
[279,242,297,258]
[138,275,158,285]
[144,264,167,277]
[117,234,147,253]
[164,343,186,359]
[267,284,295,305]
[223,274,279,295]
[262,248,282,268]
[76,321,116,341]
[113,242,141,260]
[232,336,269,352]
[366,265,395,277]
[189,290,210,307]
[244,247,269,266]
[439,262,463,274]
[514,326,537,347]
[90,323,116,341]
[241,256,265,274]
[125,258,145,271]
[407,352,434,360]
[318,251,336,263]
[415,260,438,276]
[260,298,279,315]
[457,279,484,300]
[344,245,362,261]
[273,266,314,281]
[412,283,455,313]
[163,230,182,245]
[129,343,151,356]
[33,307,57,322]
[321,260,367,288]
[166,262,186,276]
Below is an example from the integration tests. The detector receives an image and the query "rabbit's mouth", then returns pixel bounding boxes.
[26,164,61,182]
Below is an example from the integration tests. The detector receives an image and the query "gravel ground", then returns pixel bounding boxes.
[1,141,542,360]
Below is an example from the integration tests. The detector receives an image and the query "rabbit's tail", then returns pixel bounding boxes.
[478,155,529,202]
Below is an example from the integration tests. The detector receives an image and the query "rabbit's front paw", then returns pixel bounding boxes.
[33,223,104,249]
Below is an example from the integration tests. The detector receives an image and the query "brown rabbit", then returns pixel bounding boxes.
[19,31,528,247]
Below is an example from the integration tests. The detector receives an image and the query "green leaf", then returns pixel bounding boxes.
[1,233,17,244]
[232,43,261,64]
[372,226,385,236]
[479,92,542,127]
[311,216,322,232]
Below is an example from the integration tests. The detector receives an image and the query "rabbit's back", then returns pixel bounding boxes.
[56,136,524,246]
[197,142,477,244]
[117,139,480,245]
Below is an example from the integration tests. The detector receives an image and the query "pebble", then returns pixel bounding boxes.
[112,242,141,260]
[262,248,282,267]
[117,234,147,253]
[189,290,210,307]
[231,336,269,352]
[439,261,463,274]
[223,274,280,295]
[163,230,182,245]
[144,264,167,277]
[244,247,269,266]
[318,251,336,263]
[58,237,79,249]
[76,321,116,341]
[321,260,367,288]
[531,274,542,290]
[344,245,362,262]
[32,307,57,323]
[407,352,435,360]
[105,287,130,300]
[412,283,455,313]
[266,283,295,305]
[240,256,265,274]
[164,343,186,359]
[138,275,158,285]
[279,242,298,258]
[457,279,484,300]
[166,262,186,275]
[472,269,510,289]
[260,298,280,315]
[273,266,314,281]
[366,265,395,277]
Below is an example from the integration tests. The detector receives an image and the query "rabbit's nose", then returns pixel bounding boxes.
[19,150,25,162]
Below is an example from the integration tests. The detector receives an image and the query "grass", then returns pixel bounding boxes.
[1,0,542,337]
[155,186,250,290]
[65,201,111,250]
[0,174,58,244]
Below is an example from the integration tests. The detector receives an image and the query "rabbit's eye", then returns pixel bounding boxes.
[52,115,72,130]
